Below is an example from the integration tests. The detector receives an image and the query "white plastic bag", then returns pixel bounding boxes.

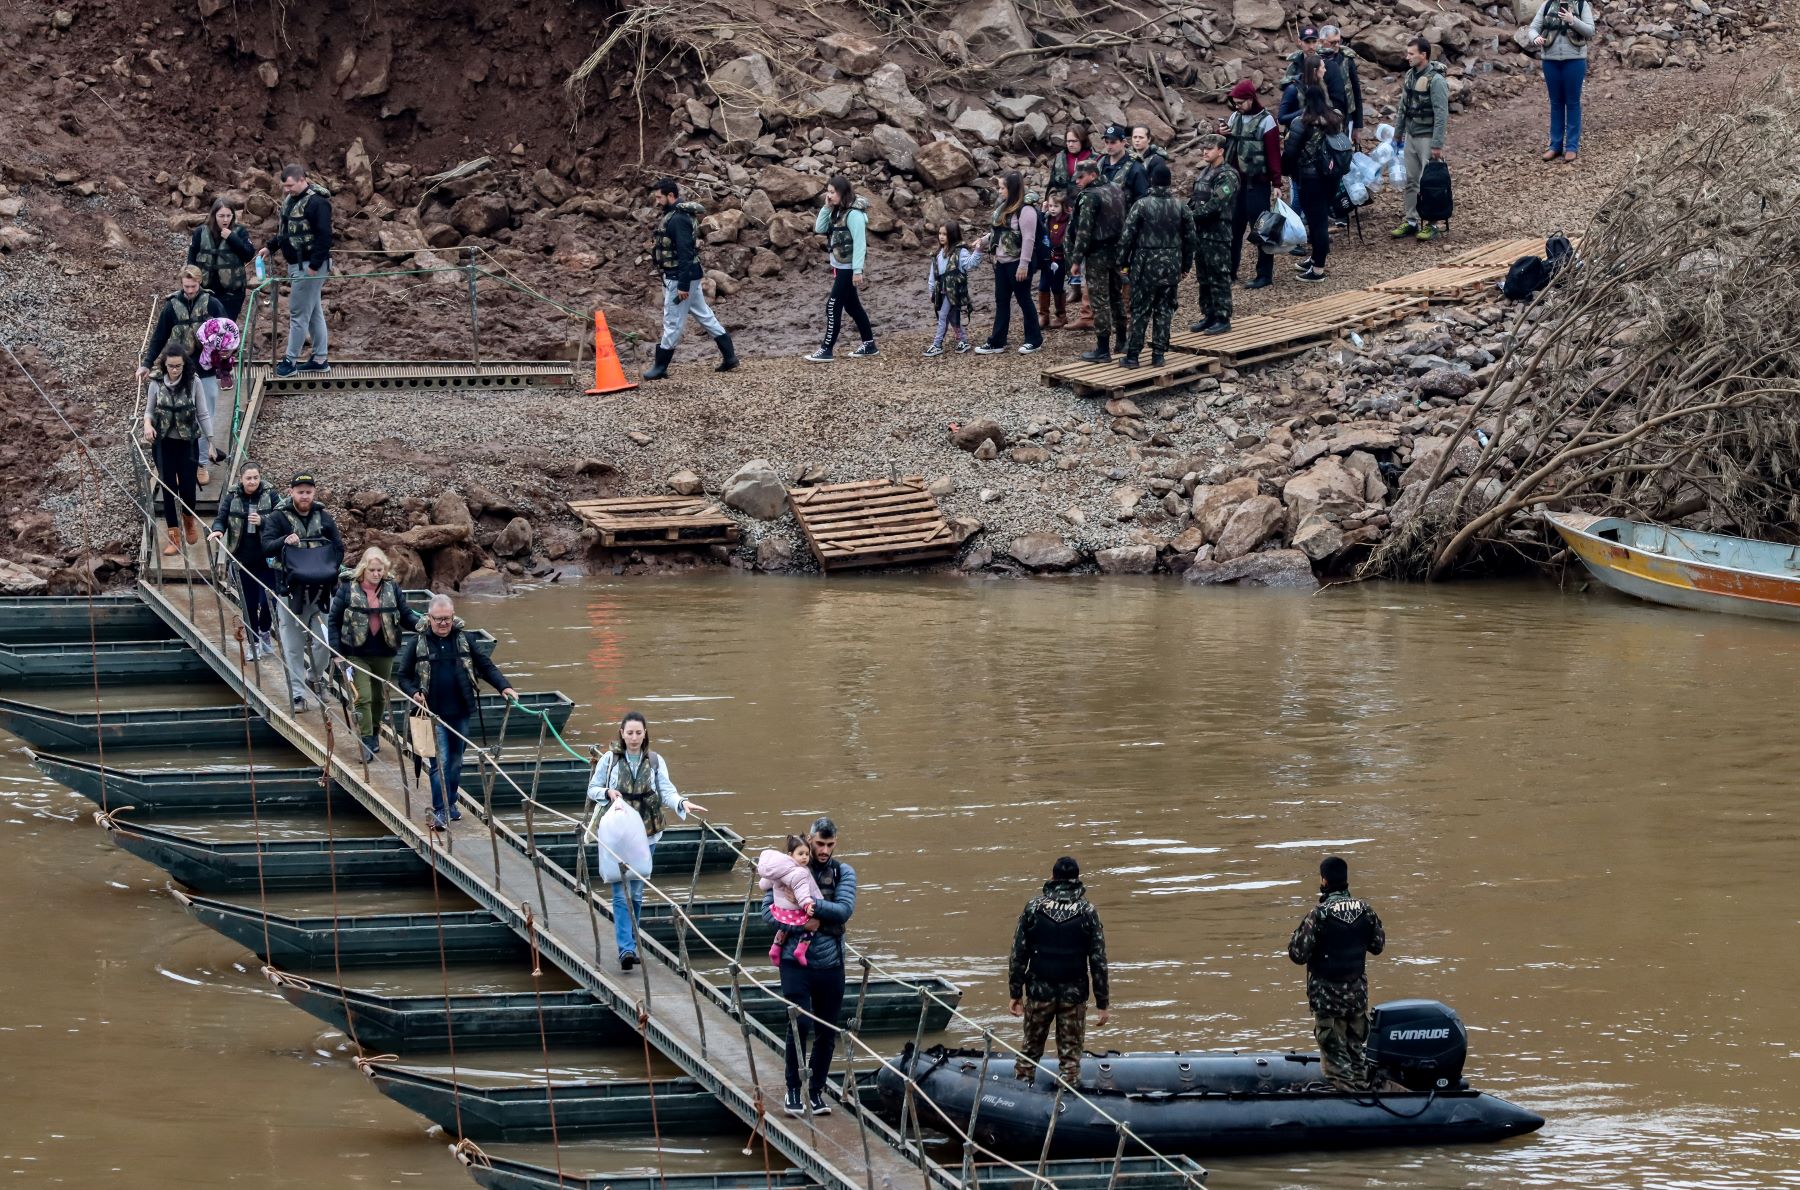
[1388,155,1409,188]
[1274,197,1308,247]
[593,798,653,885]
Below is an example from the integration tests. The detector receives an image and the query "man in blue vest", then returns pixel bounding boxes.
[1287,855,1387,1090]
[763,816,857,1119]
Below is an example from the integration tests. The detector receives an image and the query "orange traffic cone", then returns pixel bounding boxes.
[585,310,638,395]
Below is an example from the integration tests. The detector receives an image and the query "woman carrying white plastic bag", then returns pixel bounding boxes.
[585,711,708,971]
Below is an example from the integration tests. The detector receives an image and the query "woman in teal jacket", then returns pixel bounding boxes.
[804,175,879,363]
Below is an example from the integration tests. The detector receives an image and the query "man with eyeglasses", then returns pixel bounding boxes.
[763,816,858,1119]
[395,593,517,830]
[1319,26,1366,148]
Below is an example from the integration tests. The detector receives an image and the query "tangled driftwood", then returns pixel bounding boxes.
[1364,75,1800,582]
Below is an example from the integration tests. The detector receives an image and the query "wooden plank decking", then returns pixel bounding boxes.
[1274,288,1428,331]
[1165,313,1337,366]
[569,496,741,549]
[261,360,575,394]
[789,478,961,571]
[1040,351,1220,400]
[1370,264,1509,301]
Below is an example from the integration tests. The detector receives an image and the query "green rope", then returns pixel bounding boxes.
[508,700,588,764]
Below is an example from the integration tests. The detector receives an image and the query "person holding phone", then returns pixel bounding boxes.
[1530,0,1596,164]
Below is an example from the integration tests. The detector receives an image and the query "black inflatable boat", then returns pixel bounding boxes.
[876,1000,1543,1158]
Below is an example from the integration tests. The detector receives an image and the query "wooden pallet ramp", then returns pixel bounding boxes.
[1166,312,1337,366]
[1040,351,1219,400]
[569,496,740,549]
[263,361,574,394]
[1273,288,1428,331]
[1442,235,1580,269]
[1370,264,1508,301]
[790,477,960,572]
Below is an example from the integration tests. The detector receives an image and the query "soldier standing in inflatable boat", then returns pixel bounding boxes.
[1288,855,1386,1091]
[1008,855,1110,1088]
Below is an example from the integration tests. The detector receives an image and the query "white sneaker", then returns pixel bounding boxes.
[804,349,834,363]
[974,343,1006,355]
[1018,342,1042,354]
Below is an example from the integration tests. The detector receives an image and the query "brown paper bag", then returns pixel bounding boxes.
[408,707,438,759]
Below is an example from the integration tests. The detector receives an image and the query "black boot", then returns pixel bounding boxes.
[713,333,738,372]
[1079,333,1111,364]
[642,345,673,381]
[359,735,378,762]
[1119,352,1140,369]
[1151,351,1166,367]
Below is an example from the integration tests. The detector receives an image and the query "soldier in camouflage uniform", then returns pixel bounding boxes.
[1066,159,1126,364]
[1008,856,1109,1088]
[1287,856,1387,1091]
[1187,135,1239,336]
[1116,158,1196,369]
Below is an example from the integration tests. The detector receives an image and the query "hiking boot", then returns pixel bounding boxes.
[849,341,879,358]
[712,332,738,372]
[1151,352,1166,367]
[803,348,834,363]
[783,1087,804,1117]
[1414,224,1437,242]
[1189,317,1215,334]
[1390,221,1419,239]
[642,345,673,381]
[1018,341,1042,355]
[1078,335,1110,364]
[922,341,945,358]
[1067,305,1094,330]
[274,359,298,378]
[1119,355,1140,369]
[973,342,1007,355]
[298,358,331,374]
[1204,319,1233,336]
[808,1089,832,1116]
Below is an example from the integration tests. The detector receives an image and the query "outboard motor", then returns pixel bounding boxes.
[1366,999,1467,1091]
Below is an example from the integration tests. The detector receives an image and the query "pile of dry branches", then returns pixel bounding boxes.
[1364,75,1800,581]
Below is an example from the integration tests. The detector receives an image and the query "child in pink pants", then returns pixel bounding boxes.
[757,835,822,966]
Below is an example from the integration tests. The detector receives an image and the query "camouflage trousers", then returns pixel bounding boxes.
[1314,1010,1374,1091]
[1078,247,1124,338]
[1195,237,1233,324]
[1123,283,1178,358]
[1015,999,1087,1087]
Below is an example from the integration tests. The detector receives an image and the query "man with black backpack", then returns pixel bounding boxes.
[1392,37,1450,242]
[1066,159,1127,364]
[261,472,344,713]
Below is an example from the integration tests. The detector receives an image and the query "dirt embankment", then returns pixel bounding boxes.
[0,0,1783,592]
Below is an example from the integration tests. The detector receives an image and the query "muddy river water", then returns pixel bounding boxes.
[3,576,1798,1188]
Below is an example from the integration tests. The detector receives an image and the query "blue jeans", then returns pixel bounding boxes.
[1544,58,1587,154]
[425,713,469,816]
[608,840,657,957]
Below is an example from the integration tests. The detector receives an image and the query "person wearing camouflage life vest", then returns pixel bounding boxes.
[260,472,344,712]
[328,546,423,761]
[806,175,878,362]
[585,711,709,970]
[1187,136,1240,336]
[1320,27,1367,144]
[1066,159,1126,363]
[140,347,213,557]
[1288,855,1387,1091]
[138,266,227,485]
[1223,79,1283,289]
[187,198,258,321]
[1392,38,1450,241]
[396,593,517,830]
[924,220,984,357]
[1009,856,1110,1088]
[975,170,1045,355]
[1116,158,1196,369]
[644,177,736,381]
[208,463,278,658]
[259,162,333,377]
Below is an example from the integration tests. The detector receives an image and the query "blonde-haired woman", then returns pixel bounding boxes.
[327,546,421,761]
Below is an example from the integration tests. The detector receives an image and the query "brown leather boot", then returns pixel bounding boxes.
[1052,289,1067,328]
[183,514,200,544]
[1036,290,1052,333]
[1068,293,1094,330]
[162,526,181,557]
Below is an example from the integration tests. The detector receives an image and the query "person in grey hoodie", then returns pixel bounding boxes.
[1530,0,1596,164]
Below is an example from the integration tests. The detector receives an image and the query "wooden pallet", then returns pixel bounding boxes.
[1369,265,1508,301]
[569,496,740,548]
[789,478,959,572]
[1273,288,1428,331]
[1166,313,1337,366]
[1040,351,1219,400]
[1442,235,1580,269]
[263,360,575,393]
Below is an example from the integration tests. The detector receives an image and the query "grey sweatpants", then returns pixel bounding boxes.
[276,590,332,703]
[1401,137,1434,224]
[285,262,329,362]
[659,278,726,350]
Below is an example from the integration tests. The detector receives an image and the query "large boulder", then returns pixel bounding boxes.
[721,459,788,520]
[1281,457,1364,530]
[951,418,1010,451]
[821,31,882,76]
[915,139,977,190]
[808,84,857,120]
[1213,494,1284,561]
[712,52,776,102]
[1355,25,1414,69]
[756,165,826,207]
[1095,544,1158,574]
[870,125,921,174]
[1008,532,1078,570]
[432,491,475,530]
[1183,549,1318,589]
[1232,0,1287,31]
[449,193,513,237]
[957,0,1033,59]
[492,516,533,557]
[1190,476,1259,543]
[861,63,927,128]
[1292,516,1345,561]
[952,106,1007,147]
